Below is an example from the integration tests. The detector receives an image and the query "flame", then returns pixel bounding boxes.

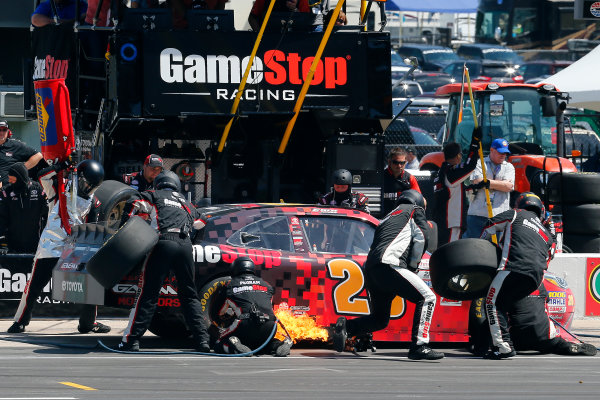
[274,308,329,343]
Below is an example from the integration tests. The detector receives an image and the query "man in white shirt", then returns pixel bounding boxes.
[464,138,515,238]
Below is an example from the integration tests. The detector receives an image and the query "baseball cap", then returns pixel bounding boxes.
[491,138,510,154]
[144,154,164,168]
[0,121,8,129]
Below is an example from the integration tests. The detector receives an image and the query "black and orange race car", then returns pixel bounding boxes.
[53,202,575,344]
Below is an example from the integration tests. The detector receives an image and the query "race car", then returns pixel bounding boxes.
[52,193,575,343]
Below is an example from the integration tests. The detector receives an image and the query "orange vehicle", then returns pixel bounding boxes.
[419,82,577,194]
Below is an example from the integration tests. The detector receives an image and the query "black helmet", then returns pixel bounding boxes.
[396,189,425,208]
[515,192,545,219]
[332,169,352,186]
[230,256,255,276]
[154,170,181,191]
[77,159,104,199]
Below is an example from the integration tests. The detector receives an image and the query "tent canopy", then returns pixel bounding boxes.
[543,44,600,112]
[385,0,478,13]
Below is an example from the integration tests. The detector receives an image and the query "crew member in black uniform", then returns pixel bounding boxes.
[0,120,44,190]
[332,190,444,360]
[121,153,163,192]
[214,257,291,356]
[118,170,210,352]
[479,192,555,359]
[319,169,369,213]
[432,127,485,244]
[382,147,421,216]
[0,162,48,254]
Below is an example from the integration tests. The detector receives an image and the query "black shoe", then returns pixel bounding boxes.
[483,349,516,360]
[408,344,445,360]
[226,336,251,355]
[572,342,597,356]
[117,340,140,352]
[78,322,111,334]
[196,341,211,353]
[7,323,25,333]
[333,317,348,353]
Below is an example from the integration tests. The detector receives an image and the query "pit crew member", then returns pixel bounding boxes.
[382,147,421,216]
[332,190,444,360]
[0,120,44,190]
[121,153,163,192]
[319,169,369,213]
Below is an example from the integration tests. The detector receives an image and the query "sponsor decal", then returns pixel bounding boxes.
[33,55,69,80]
[421,302,435,338]
[548,297,566,306]
[548,291,566,298]
[192,244,222,263]
[0,269,31,293]
[61,280,83,293]
[61,263,79,271]
[311,208,338,214]
[440,298,462,306]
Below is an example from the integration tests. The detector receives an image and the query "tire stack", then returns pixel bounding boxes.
[545,172,600,253]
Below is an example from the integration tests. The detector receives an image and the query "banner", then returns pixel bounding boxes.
[31,24,75,83]
[585,257,600,316]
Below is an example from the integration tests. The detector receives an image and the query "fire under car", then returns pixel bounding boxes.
[52,191,575,344]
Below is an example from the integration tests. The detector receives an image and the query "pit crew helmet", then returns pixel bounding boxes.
[332,169,352,186]
[396,189,425,209]
[76,159,104,199]
[231,256,256,277]
[515,192,545,219]
[154,170,181,192]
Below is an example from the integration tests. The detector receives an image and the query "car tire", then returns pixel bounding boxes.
[86,216,159,289]
[89,180,139,230]
[148,310,191,339]
[546,172,600,204]
[562,204,600,235]
[197,276,231,345]
[563,233,600,253]
[467,297,489,355]
[429,238,500,300]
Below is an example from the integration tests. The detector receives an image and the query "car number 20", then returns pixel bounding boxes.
[326,259,406,318]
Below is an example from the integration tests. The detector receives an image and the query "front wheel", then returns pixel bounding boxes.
[198,276,231,345]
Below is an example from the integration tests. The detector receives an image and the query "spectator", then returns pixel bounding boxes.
[31,0,87,27]
[464,138,514,238]
[0,121,44,190]
[318,169,369,213]
[431,128,482,244]
[248,0,311,31]
[85,0,115,27]
[382,147,421,216]
[0,163,48,254]
[122,154,164,192]
[404,146,419,170]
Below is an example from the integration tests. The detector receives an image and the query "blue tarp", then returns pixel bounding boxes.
[385,0,478,13]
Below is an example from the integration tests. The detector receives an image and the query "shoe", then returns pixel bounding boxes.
[78,322,111,334]
[7,323,25,333]
[226,336,251,355]
[483,349,516,359]
[196,341,211,353]
[274,341,292,357]
[333,317,348,352]
[408,344,445,360]
[572,342,597,356]
[117,340,140,352]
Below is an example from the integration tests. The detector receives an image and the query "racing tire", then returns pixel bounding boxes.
[197,276,232,345]
[148,310,191,339]
[562,204,600,235]
[467,297,489,355]
[86,216,159,289]
[425,220,438,253]
[563,233,600,253]
[546,172,600,204]
[429,238,500,301]
[88,180,139,230]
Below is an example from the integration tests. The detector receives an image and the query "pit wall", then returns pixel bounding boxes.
[549,254,600,319]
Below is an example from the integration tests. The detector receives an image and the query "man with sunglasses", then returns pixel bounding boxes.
[0,121,44,190]
[382,147,421,216]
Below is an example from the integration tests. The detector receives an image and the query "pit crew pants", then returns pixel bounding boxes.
[122,234,209,345]
[215,317,276,353]
[485,270,540,354]
[346,263,436,345]
[13,257,97,328]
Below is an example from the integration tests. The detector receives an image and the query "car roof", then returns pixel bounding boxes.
[398,44,453,50]
[458,43,508,49]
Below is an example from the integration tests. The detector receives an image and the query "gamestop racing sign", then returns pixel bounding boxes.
[142,31,384,116]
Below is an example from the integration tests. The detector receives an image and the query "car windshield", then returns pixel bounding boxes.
[300,217,374,255]
[481,64,521,78]
[391,51,407,66]
[227,216,293,252]
[481,48,522,64]
[422,49,460,63]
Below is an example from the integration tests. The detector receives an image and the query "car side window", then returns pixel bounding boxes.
[300,217,375,255]
[227,216,293,252]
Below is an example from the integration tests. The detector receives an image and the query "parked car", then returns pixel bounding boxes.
[455,43,523,65]
[519,60,573,82]
[396,44,462,71]
[391,80,423,98]
[391,50,417,82]
[409,72,455,95]
[442,60,523,83]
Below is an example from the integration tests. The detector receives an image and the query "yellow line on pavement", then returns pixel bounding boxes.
[59,381,97,391]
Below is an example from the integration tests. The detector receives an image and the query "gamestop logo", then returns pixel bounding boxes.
[160,48,348,96]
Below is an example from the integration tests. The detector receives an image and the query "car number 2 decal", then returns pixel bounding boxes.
[326,259,406,318]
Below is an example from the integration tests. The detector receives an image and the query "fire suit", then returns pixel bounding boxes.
[318,189,369,213]
[345,203,435,346]
[480,209,554,355]
[12,167,98,328]
[382,168,420,216]
[122,170,153,192]
[431,135,479,244]
[0,165,48,253]
[215,273,279,353]
[120,189,210,348]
